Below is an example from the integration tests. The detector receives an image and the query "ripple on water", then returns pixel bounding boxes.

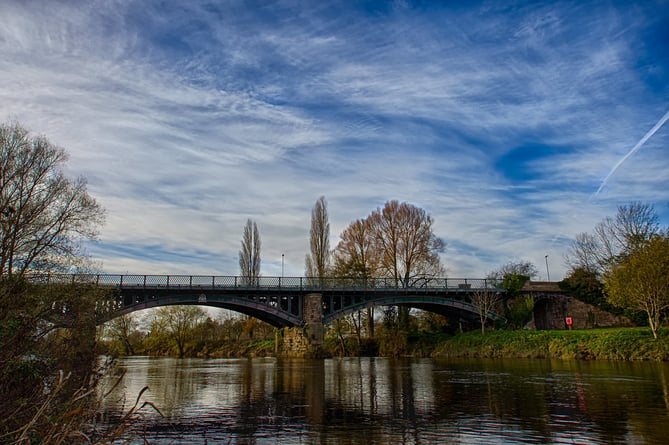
[97,357,669,444]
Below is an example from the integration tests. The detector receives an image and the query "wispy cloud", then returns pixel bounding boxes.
[1,0,667,279]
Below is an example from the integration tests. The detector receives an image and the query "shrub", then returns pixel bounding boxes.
[0,278,110,439]
[505,296,535,328]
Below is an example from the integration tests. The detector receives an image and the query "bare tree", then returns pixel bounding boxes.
[333,217,380,337]
[567,232,601,274]
[239,219,261,286]
[487,260,539,282]
[106,314,137,355]
[471,289,503,335]
[329,201,445,335]
[0,122,104,277]
[333,217,380,280]
[370,200,445,285]
[567,202,663,276]
[154,305,206,358]
[305,196,330,279]
[369,200,445,330]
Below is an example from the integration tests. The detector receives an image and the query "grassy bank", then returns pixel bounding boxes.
[432,327,669,361]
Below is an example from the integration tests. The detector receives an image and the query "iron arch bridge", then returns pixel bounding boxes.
[31,274,506,326]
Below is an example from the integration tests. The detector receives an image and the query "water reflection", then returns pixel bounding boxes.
[100,357,669,444]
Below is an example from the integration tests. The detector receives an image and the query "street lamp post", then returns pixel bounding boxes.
[545,255,550,281]
[281,253,285,278]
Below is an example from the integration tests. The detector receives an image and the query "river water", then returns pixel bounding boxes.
[99,357,669,444]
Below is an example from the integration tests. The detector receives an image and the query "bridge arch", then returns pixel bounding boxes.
[106,289,304,327]
[322,294,502,324]
[111,299,300,327]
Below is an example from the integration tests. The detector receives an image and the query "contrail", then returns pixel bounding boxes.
[595,109,669,197]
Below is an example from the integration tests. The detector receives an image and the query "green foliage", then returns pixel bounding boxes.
[0,278,110,439]
[323,309,449,357]
[504,296,535,329]
[560,267,622,315]
[605,236,669,339]
[376,307,408,357]
[624,309,649,327]
[560,268,605,306]
[502,273,530,294]
[416,311,450,335]
[100,311,280,358]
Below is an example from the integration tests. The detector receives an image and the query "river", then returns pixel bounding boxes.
[98,357,669,444]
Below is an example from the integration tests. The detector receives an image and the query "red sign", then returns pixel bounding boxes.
[566,317,573,325]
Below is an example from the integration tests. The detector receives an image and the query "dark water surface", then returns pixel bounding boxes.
[99,357,669,444]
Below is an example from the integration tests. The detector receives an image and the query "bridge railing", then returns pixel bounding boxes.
[23,274,503,291]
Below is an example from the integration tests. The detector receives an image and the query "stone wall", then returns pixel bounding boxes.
[279,293,325,358]
[280,326,319,357]
[532,294,631,330]
[566,297,632,329]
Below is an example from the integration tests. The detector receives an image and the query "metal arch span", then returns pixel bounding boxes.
[113,288,303,327]
[25,274,505,326]
[321,291,505,324]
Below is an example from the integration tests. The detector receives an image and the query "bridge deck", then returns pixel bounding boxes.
[26,274,506,327]
[29,274,501,291]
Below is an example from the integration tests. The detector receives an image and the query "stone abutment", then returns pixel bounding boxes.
[280,293,324,358]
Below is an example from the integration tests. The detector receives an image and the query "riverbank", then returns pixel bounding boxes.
[432,327,669,361]
[101,327,669,361]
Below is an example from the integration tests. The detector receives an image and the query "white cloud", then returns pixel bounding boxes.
[1,0,667,282]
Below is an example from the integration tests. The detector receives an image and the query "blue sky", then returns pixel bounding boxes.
[1,0,668,280]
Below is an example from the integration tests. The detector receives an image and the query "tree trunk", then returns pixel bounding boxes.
[124,339,135,355]
[649,311,659,339]
[367,307,374,338]
[335,320,347,355]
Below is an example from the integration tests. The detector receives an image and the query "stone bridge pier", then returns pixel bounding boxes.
[280,293,324,357]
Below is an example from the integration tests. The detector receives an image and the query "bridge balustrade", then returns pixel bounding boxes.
[23,273,501,291]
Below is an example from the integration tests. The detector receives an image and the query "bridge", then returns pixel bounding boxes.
[30,274,506,327]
